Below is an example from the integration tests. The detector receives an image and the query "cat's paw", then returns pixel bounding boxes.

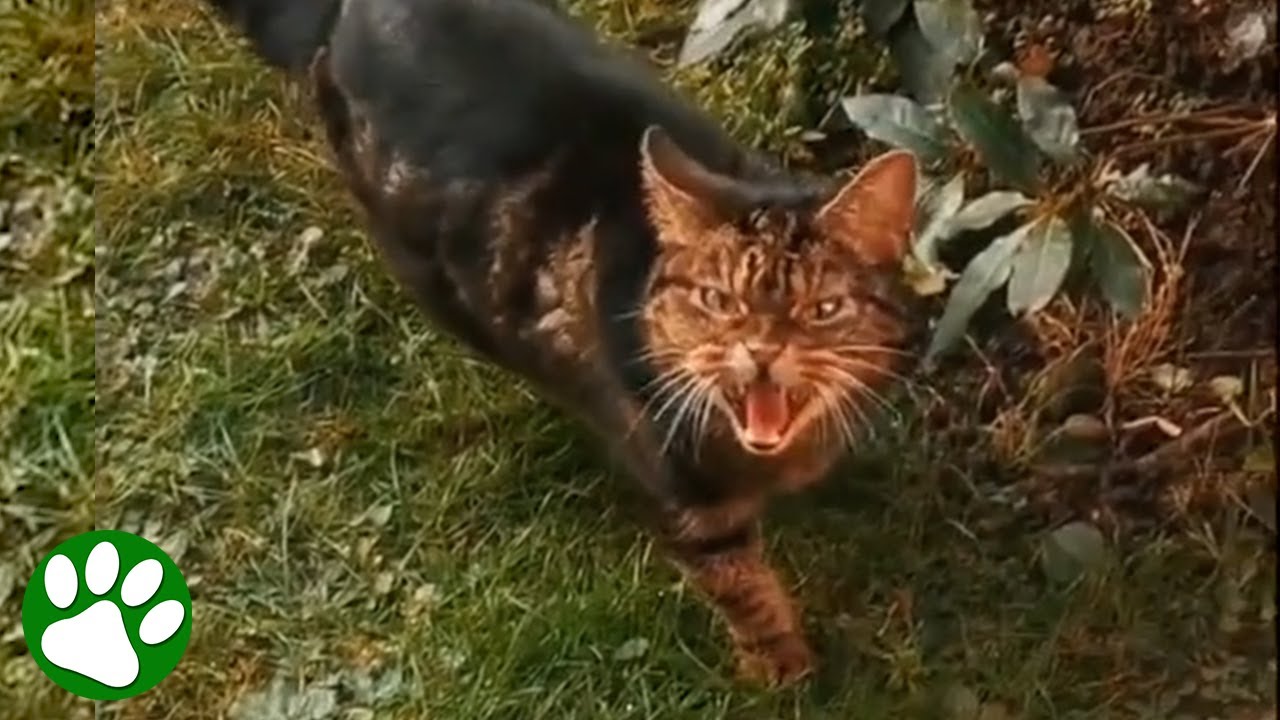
[733,633,815,687]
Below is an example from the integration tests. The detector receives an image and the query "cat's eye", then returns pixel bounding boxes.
[810,297,845,322]
[697,286,733,314]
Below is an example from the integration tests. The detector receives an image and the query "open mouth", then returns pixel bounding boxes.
[725,382,807,455]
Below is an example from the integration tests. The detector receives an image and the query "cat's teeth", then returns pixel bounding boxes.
[742,382,790,449]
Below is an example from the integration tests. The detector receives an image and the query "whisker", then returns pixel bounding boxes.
[816,384,862,448]
[692,387,718,460]
[838,387,875,444]
[826,344,918,359]
[820,365,901,422]
[812,386,839,447]
[637,367,687,396]
[660,377,714,457]
[625,346,683,368]
[813,394,832,447]
[612,306,646,321]
[648,373,702,424]
[829,357,937,410]
[623,370,698,441]
[835,358,915,386]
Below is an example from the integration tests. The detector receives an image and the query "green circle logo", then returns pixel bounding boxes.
[21,529,192,700]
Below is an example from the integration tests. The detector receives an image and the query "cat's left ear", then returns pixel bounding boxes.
[639,126,730,245]
[815,150,917,266]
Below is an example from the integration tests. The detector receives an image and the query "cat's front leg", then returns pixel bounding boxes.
[663,506,815,686]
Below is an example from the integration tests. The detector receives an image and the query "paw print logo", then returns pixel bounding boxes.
[22,529,192,700]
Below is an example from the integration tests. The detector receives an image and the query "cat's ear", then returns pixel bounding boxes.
[815,150,917,266]
[639,126,727,244]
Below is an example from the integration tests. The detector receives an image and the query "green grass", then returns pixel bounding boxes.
[0,0,94,717]
[1,0,1274,718]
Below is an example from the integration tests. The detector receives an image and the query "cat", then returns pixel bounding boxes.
[204,0,917,685]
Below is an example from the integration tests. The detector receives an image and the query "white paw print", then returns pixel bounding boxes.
[40,540,186,688]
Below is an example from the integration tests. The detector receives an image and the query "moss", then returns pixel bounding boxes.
[565,0,696,43]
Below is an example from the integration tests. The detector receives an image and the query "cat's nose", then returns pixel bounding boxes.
[745,342,782,376]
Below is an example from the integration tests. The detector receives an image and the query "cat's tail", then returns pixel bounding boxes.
[203,0,343,74]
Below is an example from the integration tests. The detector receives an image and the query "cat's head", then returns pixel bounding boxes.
[637,127,916,457]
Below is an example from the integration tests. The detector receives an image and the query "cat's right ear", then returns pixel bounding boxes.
[639,126,725,245]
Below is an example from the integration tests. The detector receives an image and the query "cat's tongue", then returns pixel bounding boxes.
[742,382,790,448]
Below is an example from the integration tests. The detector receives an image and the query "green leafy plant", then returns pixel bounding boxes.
[676,0,1204,364]
[843,80,1191,361]
[839,2,1205,363]
[860,0,982,104]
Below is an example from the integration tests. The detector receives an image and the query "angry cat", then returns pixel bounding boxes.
[205,0,917,685]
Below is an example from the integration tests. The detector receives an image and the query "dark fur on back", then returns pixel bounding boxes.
[205,0,917,686]
[205,0,343,72]
[314,0,822,436]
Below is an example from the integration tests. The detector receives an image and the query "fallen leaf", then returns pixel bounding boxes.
[1223,9,1273,71]
[373,572,395,596]
[158,529,191,564]
[678,0,791,66]
[1151,363,1193,393]
[1105,164,1202,211]
[1041,521,1108,584]
[905,256,950,296]
[1207,375,1244,404]
[292,447,326,468]
[289,225,325,275]
[913,171,967,269]
[366,503,394,528]
[613,637,651,661]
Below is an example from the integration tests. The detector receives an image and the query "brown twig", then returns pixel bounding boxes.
[1080,70,1185,113]
[1110,125,1268,157]
[1033,411,1245,483]
[1080,104,1260,136]
[1237,125,1276,191]
[1184,349,1275,360]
